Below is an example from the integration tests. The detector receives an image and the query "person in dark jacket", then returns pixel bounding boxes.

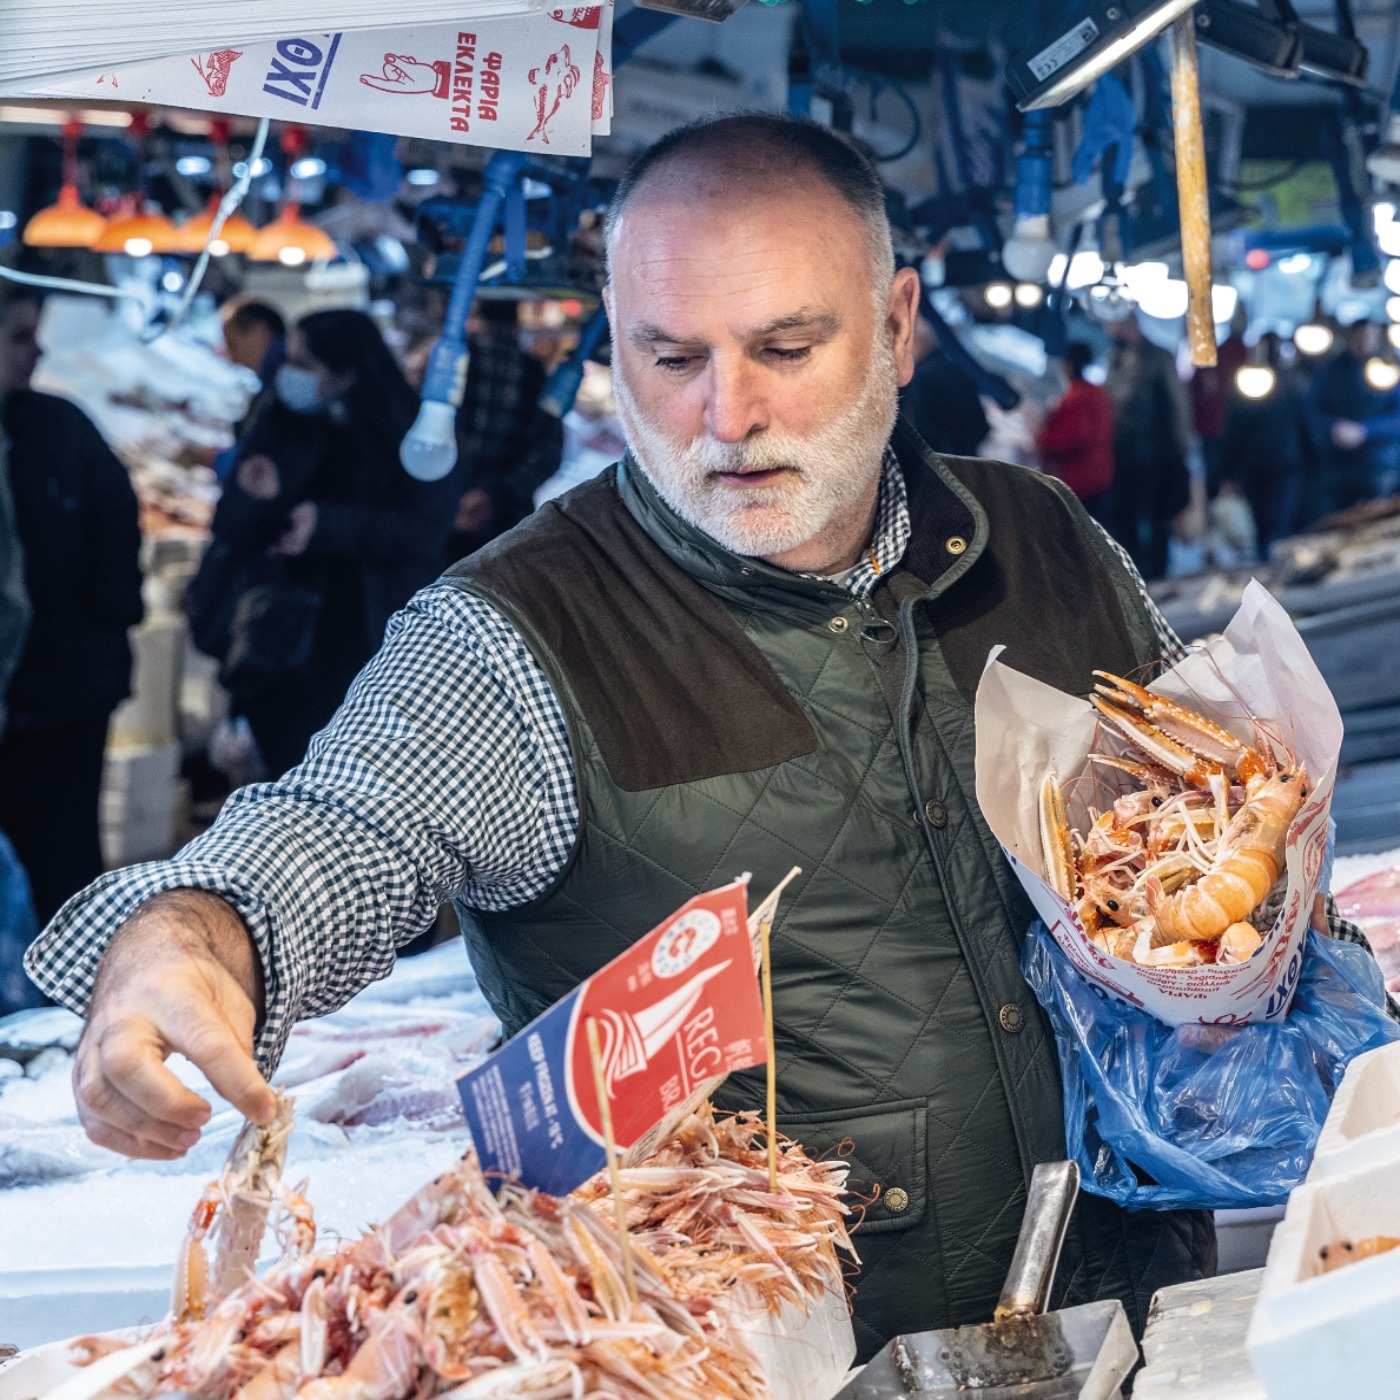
[446,300,564,564]
[1105,314,1192,580]
[1220,333,1311,553]
[899,318,989,458]
[1037,341,1115,522]
[211,297,287,482]
[194,308,457,777]
[0,285,144,925]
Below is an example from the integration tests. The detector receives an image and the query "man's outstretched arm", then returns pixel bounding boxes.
[26,582,579,1154]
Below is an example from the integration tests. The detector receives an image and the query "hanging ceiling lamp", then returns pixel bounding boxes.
[246,125,336,266]
[174,120,258,256]
[91,114,178,256]
[23,116,107,248]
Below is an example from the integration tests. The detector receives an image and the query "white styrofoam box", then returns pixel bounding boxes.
[101,819,177,870]
[109,618,187,749]
[102,743,181,795]
[1246,1154,1400,1399]
[734,1251,855,1400]
[1309,1041,1400,1181]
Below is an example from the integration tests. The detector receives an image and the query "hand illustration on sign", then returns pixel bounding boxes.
[191,50,243,97]
[359,54,451,98]
[527,43,581,144]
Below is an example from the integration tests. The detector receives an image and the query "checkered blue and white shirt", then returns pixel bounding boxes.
[23,454,1365,1068]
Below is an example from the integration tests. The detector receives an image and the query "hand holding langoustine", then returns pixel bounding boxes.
[1040,670,1308,969]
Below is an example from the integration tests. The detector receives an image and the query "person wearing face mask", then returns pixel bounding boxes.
[30,115,1378,1360]
[187,308,457,777]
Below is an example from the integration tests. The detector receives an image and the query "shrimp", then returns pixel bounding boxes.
[1152,769,1308,945]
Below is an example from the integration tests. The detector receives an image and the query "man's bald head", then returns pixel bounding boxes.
[604,113,896,296]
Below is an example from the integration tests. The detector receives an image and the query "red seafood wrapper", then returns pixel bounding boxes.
[974,582,1341,1027]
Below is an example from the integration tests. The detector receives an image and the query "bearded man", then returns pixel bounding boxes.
[27,115,1218,1355]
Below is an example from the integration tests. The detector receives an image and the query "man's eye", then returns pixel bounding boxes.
[766,346,812,362]
[655,356,697,372]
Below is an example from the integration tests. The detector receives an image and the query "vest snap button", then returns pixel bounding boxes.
[923,798,948,828]
[945,535,968,556]
[999,1002,1025,1034]
[828,616,850,634]
[884,1185,910,1213]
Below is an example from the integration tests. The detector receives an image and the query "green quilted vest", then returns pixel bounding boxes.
[445,421,1215,1357]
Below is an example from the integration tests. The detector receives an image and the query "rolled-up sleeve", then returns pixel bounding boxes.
[24,581,579,1071]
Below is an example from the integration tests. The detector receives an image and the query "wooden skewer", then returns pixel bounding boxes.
[1169,12,1218,369]
[761,916,779,1194]
[585,1016,639,1308]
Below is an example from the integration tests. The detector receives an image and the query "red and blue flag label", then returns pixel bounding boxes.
[456,878,767,1194]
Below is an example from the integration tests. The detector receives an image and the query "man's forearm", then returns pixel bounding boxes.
[95,889,266,1025]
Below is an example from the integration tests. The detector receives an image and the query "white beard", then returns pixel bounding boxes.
[614,332,900,560]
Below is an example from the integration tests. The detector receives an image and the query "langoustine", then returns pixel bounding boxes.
[58,1098,853,1400]
[1040,670,1309,969]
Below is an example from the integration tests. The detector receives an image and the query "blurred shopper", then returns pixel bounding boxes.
[0,285,144,925]
[188,309,457,776]
[1105,315,1192,580]
[1190,304,1248,496]
[213,298,287,482]
[1036,342,1115,522]
[1220,333,1311,553]
[1305,320,1400,524]
[899,317,989,458]
[447,300,563,563]
[0,430,41,1017]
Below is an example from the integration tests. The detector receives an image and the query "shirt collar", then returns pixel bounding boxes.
[800,447,911,599]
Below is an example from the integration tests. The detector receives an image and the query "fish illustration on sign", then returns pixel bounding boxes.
[359,53,450,98]
[527,43,581,144]
[191,49,244,97]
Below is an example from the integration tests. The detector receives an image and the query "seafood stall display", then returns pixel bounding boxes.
[7,1094,855,1400]
[976,582,1340,1026]
[1038,671,1308,970]
[1335,862,1400,993]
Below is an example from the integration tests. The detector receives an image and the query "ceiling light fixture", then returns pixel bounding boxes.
[1007,0,1200,111]
[23,116,107,249]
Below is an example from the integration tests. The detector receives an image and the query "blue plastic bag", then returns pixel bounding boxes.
[1023,923,1400,1211]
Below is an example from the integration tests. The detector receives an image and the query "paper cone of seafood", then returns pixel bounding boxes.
[974,582,1340,1027]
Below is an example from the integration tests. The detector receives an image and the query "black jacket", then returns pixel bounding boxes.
[2,390,143,728]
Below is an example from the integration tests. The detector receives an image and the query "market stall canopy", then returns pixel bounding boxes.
[0,3,615,154]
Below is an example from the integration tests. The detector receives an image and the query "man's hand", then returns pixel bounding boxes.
[73,890,277,1159]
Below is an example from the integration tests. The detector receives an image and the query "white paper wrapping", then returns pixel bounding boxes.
[975,581,1341,1027]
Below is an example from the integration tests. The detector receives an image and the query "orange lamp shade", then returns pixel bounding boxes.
[175,202,259,256]
[246,205,337,265]
[23,183,107,248]
[92,209,180,257]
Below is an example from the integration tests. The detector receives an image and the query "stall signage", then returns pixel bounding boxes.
[456,878,766,1194]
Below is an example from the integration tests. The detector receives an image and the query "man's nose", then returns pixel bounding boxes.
[702,357,768,444]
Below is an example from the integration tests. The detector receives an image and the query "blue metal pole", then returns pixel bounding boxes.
[400,151,527,480]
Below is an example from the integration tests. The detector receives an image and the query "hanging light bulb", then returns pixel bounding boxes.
[23,116,107,248]
[1365,356,1400,391]
[1294,323,1334,356]
[1236,365,1277,400]
[984,282,1014,310]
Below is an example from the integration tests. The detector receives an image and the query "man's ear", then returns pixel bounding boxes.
[888,266,921,389]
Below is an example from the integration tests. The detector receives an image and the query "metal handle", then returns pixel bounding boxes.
[994,1160,1080,1322]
